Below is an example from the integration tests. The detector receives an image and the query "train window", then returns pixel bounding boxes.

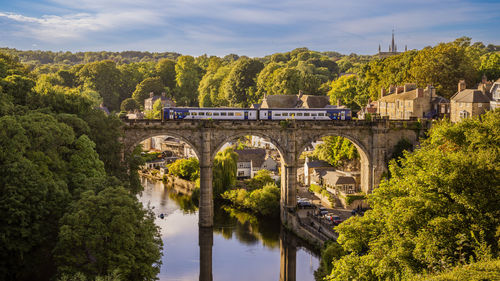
[199,112,205,116]
[207,112,212,116]
[235,112,242,116]
[275,113,281,116]
[192,112,198,116]
[213,112,219,116]
[304,113,310,116]
[297,113,303,116]
[311,113,317,116]
[318,113,324,116]
[228,112,234,116]
[282,113,288,116]
[221,112,227,116]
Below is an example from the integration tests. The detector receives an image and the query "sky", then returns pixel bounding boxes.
[0,0,499,57]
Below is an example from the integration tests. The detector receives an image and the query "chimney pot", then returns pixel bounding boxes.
[458,80,466,92]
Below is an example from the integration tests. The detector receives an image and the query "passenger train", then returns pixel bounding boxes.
[162,107,352,121]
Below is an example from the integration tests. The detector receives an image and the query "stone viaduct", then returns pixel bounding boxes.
[121,119,427,228]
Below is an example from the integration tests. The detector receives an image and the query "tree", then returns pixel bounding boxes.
[155,58,176,89]
[327,110,500,280]
[76,60,122,111]
[479,53,500,80]
[175,56,202,106]
[222,58,264,107]
[168,158,200,181]
[410,38,479,99]
[120,98,139,112]
[313,136,359,168]
[131,77,164,106]
[212,147,238,198]
[54,187,162,281]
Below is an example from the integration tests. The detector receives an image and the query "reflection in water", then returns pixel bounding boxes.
[138,177,319,281]
[199,227,213,281]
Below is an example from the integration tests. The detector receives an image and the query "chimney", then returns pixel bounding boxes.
[482,74,487,84]
[404,83,416,92]
[380,88,386,97]
[426,85,434,99]
[149,92,154,98]
[458,80,466,92]
[416,88,424,98]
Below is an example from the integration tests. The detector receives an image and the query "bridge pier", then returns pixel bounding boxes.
[279,230,297,281]
[281,162,297,225]
[199,131,213,228]
[199,227,213,281]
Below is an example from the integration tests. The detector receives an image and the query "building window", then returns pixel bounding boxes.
[459,110,469,119]
[238,171,245,176]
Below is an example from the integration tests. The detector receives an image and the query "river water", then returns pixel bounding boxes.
[138,177,320,281]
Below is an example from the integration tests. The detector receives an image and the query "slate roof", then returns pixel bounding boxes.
[322,170,356,186]
[235,148,266,168]
[379,89,424,103]
[306,160,333,169]
[300,95,330,108]
[451,89,491,103]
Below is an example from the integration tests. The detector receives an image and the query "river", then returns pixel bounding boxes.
[138,177,320,281]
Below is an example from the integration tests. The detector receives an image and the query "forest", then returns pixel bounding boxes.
[3,37,499,116]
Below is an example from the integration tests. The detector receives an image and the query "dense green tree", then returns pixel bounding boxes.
[256,62,283,97]
[155,58,176,89]
[120,98,140,112]
[0,74,35,105]
[410,38,479,98]
[213,147,238,198]
[326,110,500,280]
[131,77,164,106]
[168,157,200,181]
[270,67,302,96]
[76,60,122,111]
[313,136,359,168]
[198,58,230,107]
[175,55,202,106]
[222,58,264,107]
[246,169,274,190]
[54,187,162,281]
[479,53,500,80]
[328,75,361,109]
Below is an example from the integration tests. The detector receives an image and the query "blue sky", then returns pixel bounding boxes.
[0,0,499,57]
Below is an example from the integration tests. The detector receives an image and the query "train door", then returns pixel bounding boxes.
[268,110,272,120]
[341,111,345,120]
[164,109,170,121]
[244,111,248,120]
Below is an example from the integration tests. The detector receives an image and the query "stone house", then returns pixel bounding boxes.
[321,170,358,195]
[144,92,175,111]
[303,158,333,186]
[235,148,278,179]
[450,80,491,123]
[377,84,446,120]
[489,78,500,110]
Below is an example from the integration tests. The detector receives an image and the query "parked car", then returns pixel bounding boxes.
[331,215,343,225]
[318,207,328,216]
[297,200,314,208]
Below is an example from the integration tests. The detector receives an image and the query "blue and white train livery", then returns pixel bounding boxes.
[162,107,352,121]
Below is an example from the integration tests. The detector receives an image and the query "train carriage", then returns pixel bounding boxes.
[162,107,351,121]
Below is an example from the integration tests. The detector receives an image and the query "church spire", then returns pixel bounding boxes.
[391,29,395,52]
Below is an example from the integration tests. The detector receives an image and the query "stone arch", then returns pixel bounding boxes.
[296,131,373,194]
[212,131,287,161]
[122,130,202,160]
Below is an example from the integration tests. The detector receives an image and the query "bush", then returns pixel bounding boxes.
[344,194,366,206]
